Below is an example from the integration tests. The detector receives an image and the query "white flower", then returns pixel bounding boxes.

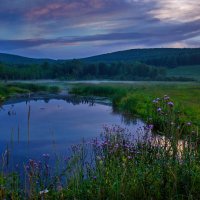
[39,189,49,195]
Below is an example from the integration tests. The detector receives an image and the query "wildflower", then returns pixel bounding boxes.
[164,95,170,100]
[157,108,162,112]
[186,122,192,126]
[153,99,158,104]
[115,144,119,148]
[128,156,132,160]
[144,124,154,132]
[168,101,174,107]
[93,176,97,180]
[39,189,49,195]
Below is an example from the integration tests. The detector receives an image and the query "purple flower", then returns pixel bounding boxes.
[153,100,158,104]
[115,144,119,148]
[164,95,170,100]
[148,124,154,130]
[186,122,192,126]
[168,102,174,107]
[145,124,154,131]
[157,108,162,112]
[128,156,132,160]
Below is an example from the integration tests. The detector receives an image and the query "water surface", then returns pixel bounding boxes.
[0,98,144,167]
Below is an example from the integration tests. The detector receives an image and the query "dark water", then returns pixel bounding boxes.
[0,98,144,167]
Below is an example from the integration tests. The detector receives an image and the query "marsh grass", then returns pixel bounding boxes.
[70,83,200,126]
[0,83,60,101]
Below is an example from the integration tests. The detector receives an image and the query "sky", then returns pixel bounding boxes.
[0,0,200,59]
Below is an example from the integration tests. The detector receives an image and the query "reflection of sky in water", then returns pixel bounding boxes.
[0,99,144,167]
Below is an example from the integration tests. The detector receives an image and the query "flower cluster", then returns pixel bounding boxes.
[151,95,196,137]
[25,154,51,194]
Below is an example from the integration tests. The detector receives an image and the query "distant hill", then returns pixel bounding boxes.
[1,48,200,67]
[82,48,200,67]
[0,53,56,65]
[1,48,200,81]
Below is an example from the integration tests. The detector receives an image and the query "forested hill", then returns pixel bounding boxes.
[1,48,200,81]
[83,48,200,67]
[0,53,55,64]
[1,48,200,67]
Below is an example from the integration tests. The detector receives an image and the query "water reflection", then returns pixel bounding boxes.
[0,96,145,168]
[151,134,190,159]
[27,104,31,143]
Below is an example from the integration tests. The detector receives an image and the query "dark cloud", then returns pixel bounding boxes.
[0,0,199,58]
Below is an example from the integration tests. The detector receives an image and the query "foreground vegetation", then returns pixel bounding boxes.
[0,92,200,199]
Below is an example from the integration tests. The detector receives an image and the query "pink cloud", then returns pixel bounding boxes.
[26,1,106,20]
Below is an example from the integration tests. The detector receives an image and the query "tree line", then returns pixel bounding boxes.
[0,60,168,81]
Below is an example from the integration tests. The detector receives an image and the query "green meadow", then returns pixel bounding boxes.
[71,82,200,126]
[167,65,200,81]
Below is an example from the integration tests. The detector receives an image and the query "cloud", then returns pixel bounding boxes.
[0,0,199,58]
[150,0,200,22]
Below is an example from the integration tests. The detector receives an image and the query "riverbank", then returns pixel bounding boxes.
[70,82,200,127]
[0,82,60,103]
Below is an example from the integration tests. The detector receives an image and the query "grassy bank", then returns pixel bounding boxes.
[70,82,200,126]
[0,82,60,103]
